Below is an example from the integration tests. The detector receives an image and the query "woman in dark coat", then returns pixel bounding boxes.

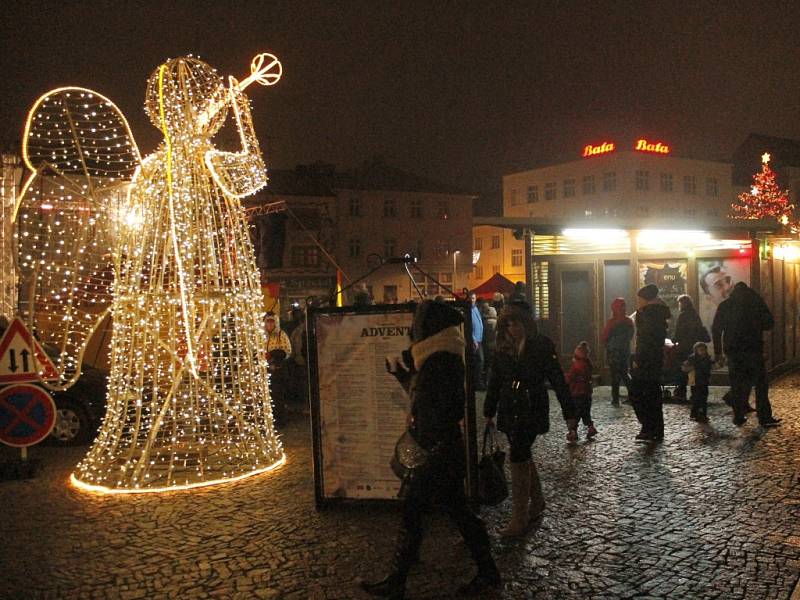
[360,300,499,599]
[484,301,577,537]
[672,294,710,401]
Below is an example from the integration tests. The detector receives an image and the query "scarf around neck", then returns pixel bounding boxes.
[410,325,465,370]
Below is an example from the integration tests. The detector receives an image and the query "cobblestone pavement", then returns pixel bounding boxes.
[2,374,800,600]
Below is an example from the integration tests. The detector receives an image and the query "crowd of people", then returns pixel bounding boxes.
[359,280,782,599]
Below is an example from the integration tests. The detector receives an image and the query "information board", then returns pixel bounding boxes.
[308,303,476,507]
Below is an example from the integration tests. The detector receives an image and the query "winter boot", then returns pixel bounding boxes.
[498,462,530,537]
[360,573,406,599]
[457,554,501,597]
[456,516,501,596]
[360,525,418,599]
[528,462,545,522]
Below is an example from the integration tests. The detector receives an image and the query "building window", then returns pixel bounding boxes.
[527,185,538,203]
[291,246,319,267]
[684,175,697,195]
[414,239,424,260]
[532,261,549,319]
[602,171,616,192]
[491,235,500,249]
[349,196,361,217]
[706,177,719,197]
[660,173,673,192]
[437,201,449,219]
[635,170,649,191]
[384,238,396,258]
[563,178,575,198]
[440,272,453,283]
[349,238,361,258]
[545,182,556,200]
[410,199,423,218]
[492,265,500,274]
[474,265,483,280]
[383,285,398,303]
[474,237,483,250]
[434,240,449,257]
[511,248,523,267]
[383,198,397,217]
[582,175,595,195]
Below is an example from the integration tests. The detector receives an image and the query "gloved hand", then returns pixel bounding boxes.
[386,349,415,390]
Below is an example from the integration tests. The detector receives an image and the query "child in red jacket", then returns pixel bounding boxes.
[567,341,597,440]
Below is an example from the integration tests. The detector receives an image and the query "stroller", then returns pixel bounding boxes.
[660,340,685,402]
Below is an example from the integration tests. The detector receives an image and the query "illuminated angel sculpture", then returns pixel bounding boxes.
[14,54,285,492]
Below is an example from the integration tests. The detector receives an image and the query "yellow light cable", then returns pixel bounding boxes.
[158,64,198,377]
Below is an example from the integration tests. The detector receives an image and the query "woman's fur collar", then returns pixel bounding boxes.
[410,326,465,370]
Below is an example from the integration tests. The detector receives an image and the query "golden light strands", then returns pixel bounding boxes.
[17,54,285,493]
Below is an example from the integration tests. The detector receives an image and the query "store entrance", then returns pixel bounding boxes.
[557,263,596,362]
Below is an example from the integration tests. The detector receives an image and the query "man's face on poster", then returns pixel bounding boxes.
[702,267,733,306]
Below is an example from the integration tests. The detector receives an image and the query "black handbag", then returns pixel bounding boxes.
[390,427,431,480]
[477,423,508,506]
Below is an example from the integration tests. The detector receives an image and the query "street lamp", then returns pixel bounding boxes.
[452,250,460,297]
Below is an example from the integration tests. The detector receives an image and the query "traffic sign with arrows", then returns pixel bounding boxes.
[0,318,59,384]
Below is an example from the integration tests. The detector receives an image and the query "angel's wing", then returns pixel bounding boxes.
[205,77,268,198]
[15,87,141,389]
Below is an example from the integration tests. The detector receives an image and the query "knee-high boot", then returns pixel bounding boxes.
[498,461,530,537]
[528,462,545,522]
[360,508,421,599]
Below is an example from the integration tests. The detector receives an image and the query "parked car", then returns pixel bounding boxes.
[48,364,108,446]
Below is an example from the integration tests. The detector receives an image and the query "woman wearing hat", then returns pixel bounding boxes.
[484,300,577,537]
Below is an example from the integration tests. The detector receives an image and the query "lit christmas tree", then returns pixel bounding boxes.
[731,152,794,228]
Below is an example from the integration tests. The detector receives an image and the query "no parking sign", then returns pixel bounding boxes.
[0,384,57,447]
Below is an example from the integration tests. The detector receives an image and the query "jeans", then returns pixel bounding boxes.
[727,352,773,423]
[472,342,485,389]
[506,429,537,463]
[395,456,492,575]
[609,360,631,402]
[574,394,593,426]
[690,385,709,418]
[630,377,664,437]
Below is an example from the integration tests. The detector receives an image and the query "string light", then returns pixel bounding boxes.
[16,54,285,493]
[731,152,795,230]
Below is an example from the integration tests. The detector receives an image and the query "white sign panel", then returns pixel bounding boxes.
[315,311,412,500]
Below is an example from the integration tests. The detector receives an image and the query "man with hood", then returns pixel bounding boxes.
[712,282,781,427]
[361,300,499,599]
[631,284,672,442]
[601,297,634,406]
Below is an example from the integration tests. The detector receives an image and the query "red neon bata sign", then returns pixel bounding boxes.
[634,139,670,154]
[582,142,615,158]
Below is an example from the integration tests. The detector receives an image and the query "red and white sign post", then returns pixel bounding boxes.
[0,318,60,464]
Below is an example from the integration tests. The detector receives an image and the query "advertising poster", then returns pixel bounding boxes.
[696,258,750,355]
[638,261,687,337]
[313,310,414,501]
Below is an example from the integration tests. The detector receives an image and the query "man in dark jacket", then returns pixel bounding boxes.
[712,282,781,427]
[631,284,672,442]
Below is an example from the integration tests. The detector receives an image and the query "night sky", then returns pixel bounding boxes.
[3,1,800,214]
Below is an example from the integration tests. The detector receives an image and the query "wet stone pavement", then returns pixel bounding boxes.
[2,375,800,600]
